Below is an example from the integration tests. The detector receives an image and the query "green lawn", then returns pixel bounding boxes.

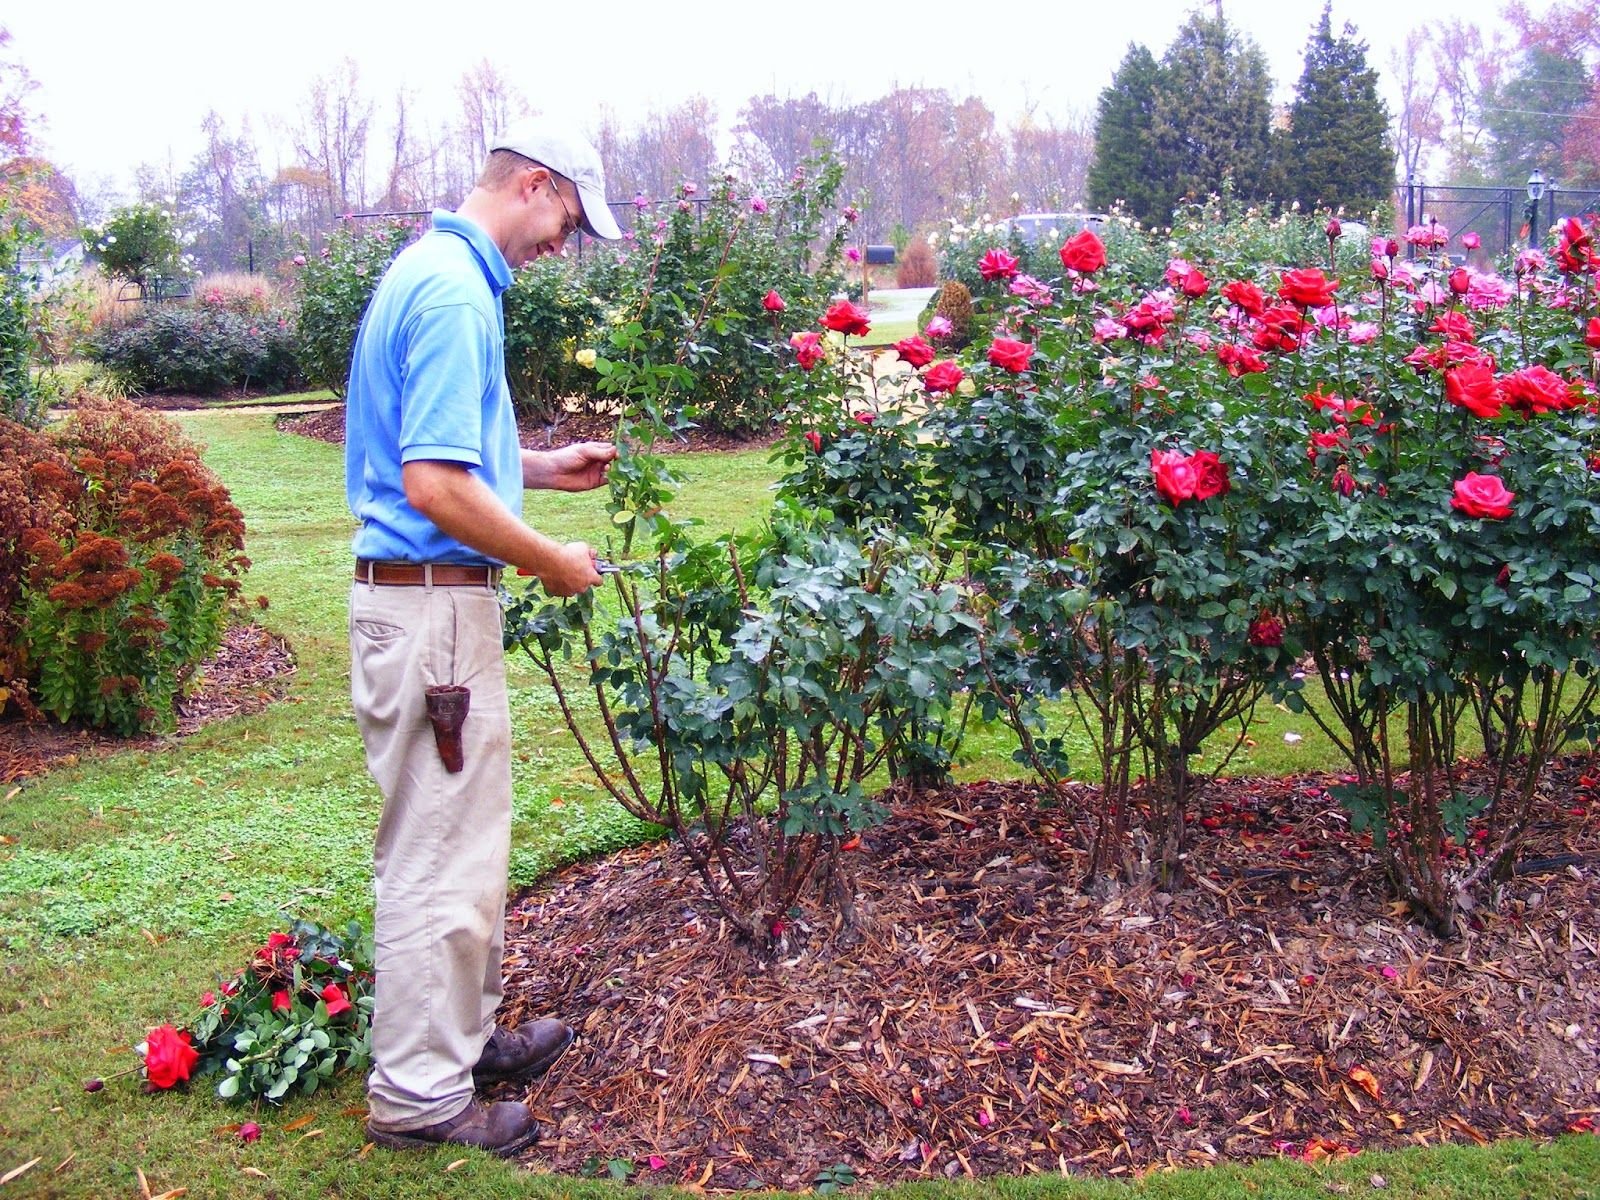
[0,408,1593,1197]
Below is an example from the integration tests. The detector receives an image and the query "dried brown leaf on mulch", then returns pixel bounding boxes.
[280,404,779,455]
[0,623,296,783]
[496,761,1600,1189]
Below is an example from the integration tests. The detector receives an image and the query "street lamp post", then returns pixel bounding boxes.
[1526,170,1547,249]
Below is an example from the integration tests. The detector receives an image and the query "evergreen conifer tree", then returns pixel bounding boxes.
[1284,3,1394,214]
[1086,43,1165,225]
[1148,13,1275,221]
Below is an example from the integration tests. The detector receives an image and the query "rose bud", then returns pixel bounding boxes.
[83,1078,105,1093]
[239,1121,262,1143]
[1325,218,1342,240]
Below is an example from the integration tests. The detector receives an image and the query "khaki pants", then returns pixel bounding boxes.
[349,580,511,1130]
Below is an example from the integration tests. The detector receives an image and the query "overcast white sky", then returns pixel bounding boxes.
[10,0,1524,202]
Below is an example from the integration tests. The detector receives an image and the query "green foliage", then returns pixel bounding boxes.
[502,253,616,424]
[0,190,41,425]
[88,301,301,395]
[933,279,974,346]
[291,217,416,398]
[586,156,850,435]
[1282,3,1394,215]
[84,202,193,293]
[1484,45,1592,186]
[1087,43,1166,224]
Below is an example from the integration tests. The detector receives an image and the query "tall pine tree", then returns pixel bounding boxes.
[1283,4,1394,214]
[1086,43,1164,224]
[1148,13,1275,221]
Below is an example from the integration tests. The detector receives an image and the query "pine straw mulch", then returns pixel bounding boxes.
[495,761,1600,1189]
[0,623,296,784]
[279,404,780,455]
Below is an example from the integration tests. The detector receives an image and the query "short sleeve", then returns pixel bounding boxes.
[397,302,494,467]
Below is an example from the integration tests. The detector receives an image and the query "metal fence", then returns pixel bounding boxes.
[1400,179,1600,258]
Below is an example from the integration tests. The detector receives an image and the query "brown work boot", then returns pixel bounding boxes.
[473,1018,575,1084]
[367,1099,541,1157]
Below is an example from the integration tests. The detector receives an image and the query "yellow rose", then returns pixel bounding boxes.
[575,349,597,369]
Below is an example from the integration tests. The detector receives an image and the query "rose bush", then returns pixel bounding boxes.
[776,202,1599,926]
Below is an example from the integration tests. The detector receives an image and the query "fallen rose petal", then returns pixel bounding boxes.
[648,1155,667,1171]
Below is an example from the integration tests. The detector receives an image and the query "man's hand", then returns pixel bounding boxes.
[541,541,602,597]
[524,442,617,492]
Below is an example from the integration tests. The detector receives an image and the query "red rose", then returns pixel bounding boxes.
[1221,280,1266,316]
[1307,429,1349,460]
[1429,310,1475,342]
[144,1024,199,1089]
[1151,449,1199,505]
[1188,450,1231,501]
[761,289,786,313]
[1444,362,1504,419]
[1278,267,1339,308]
[789,330,823,371]
[1586,318,1600,349]
[1332,465,1356,497]
[1216,342,1267,377]
[1326,218,1342,240]
[1059,229,1106,274]
[987,337,1034,373]
[1248,612,1285,648]
[804,430,823,453]
[272,989,292,1013]
[978,247,1019,282]
[1179,267,1209,298]
[1383,238,1400,257]
[256,931,294,963]
[1451,472,1515,519]
[321,984,353,1018]
[923,361,965,394]
[1371,258,1390,281]
[199,991,217,1008]
[1500,365,1576,417]
[820,299,871,338]
[893,335,935,368]
[1448,267,1470,295]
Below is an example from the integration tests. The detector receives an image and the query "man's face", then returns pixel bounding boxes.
[512,168,582,265]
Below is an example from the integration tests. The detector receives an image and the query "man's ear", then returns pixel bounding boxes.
[520,165,552,200]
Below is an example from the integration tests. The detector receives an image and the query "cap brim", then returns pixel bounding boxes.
[575,180,622,240]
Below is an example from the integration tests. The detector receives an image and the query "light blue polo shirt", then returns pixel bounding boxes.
[345,210,522,565]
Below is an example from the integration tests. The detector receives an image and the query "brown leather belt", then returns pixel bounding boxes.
[355,560,502,587]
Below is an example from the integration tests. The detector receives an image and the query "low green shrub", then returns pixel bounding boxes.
[88,303,301,395]
[291,218,417,398]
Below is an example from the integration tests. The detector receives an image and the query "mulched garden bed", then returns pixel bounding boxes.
[0,623,296,783]
[280,404,780,455]
[497,762,1599,1188]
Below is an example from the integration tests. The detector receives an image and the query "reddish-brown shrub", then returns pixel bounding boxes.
[896,238,938,288]
[0,420,73,712]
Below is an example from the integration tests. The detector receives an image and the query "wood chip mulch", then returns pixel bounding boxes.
[0,622,296,783]
[280,404,779,455]
[496,762,1600,1189]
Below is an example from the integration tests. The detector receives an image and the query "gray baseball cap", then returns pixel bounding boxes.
[490,118,623,240]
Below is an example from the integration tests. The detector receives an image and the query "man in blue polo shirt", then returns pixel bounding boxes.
[346,117,623,1157]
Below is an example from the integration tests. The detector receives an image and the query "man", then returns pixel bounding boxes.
[345,117,623,1157]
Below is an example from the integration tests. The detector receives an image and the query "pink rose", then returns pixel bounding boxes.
[762,290,786,313]
[789,331,823,371]
[1451,472,1515,519]
[978,247,1019,282]
[1151,449,1200,505]
[922,361,965,393]
[986,337,1034,373]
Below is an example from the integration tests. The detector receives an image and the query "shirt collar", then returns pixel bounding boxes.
[430,209,513,294]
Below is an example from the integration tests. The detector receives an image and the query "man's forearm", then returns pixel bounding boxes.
[402,460,567,575]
